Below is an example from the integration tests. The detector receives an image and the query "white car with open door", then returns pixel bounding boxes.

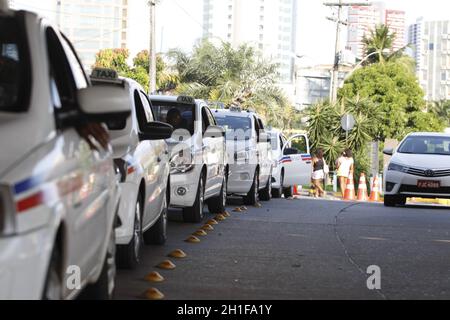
[91,69,173,269]
[150,95,227,223]
[383,132,450,207]
[269,130,312,198]
[0,6,130,300]
[214,108,273,205]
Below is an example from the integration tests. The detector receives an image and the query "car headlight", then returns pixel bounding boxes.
[0,185,16,237]
[170,151,194,174]
[388,163,409,173]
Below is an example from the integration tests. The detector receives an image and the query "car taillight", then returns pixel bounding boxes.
[0,185,16,237]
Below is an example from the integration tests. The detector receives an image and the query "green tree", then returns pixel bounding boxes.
[362,24,396,64]
[339,61,431,140]
[93,48,130,73]
[428,100,450,127]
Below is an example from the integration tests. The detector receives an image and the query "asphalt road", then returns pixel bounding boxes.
[115,197,450,300]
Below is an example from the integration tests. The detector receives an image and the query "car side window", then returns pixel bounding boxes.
[206,107,216,126]
[201,107,211,134]
[139,91,155,122]
[46,27,78,113]
[133,90,150,131]
[60,34,88,90]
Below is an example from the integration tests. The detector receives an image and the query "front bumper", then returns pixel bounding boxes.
[169,166,202,208]
[384,170,450,199]
[227,164,257,195]
[115,182,139,245]
[0,226,54,300]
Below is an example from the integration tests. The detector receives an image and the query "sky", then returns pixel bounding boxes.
[11,0,450,66]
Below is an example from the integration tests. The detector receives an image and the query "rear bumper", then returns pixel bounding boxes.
[0,226,54,300]
[115,182,139,245]
[227,164,257,195]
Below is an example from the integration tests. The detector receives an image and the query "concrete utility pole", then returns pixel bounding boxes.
[149,0,157,94]
[324,1,371,103]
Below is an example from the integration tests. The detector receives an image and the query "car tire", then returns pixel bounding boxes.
[244,171,259,206]
[116,197,143,270]
[384,195,406,207]
[283,186,293,198]
[144,193,168,245]
[272,173,284,199]
[183,175,205,223]
[259,174,272,201]
[42,244,62,300]
[208,175,227,214]
[80,223,116,300]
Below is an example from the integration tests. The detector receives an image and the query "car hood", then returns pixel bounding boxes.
[391,152,450,169]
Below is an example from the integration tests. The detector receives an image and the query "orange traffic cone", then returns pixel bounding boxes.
[357,173,369,202]
[344,176,356,201]
[294,185,301,196]
[369,175,381,202]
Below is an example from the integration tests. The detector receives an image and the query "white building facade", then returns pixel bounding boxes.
[203,0,298,86]
[409,19,450,102]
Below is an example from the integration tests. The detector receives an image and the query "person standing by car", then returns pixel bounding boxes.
[312,149,326,198]
[336,149,355,197]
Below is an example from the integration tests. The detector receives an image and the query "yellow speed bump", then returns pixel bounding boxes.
[233,207,243,213]
[223,211,231,217]
[156,260,176,270]
[193,230,208,237]
[202,224,214,231]
[215,214,226,221]
[254,203,262,208]
[207,219,219,225]
[241,206,248,211]
[185,235,201,243]
[145,271,165,283]
[168,249,187,259]
[143,288,165,300]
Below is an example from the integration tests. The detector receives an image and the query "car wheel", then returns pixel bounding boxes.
[116,197,143,270]
[283,186,293,198]
[244,171,259,206]
[80,223,116,300]
[144,193,168,245]
[183,175,205,223]
[272,173,283,199]
[208,175,227,214]
[259,174,272,201]
[42,245,62,300]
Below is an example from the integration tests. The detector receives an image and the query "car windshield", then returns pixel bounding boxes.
[215,114,252,140]
[0,15,30,112]
[151,101,195,135]
[398,136,450,155]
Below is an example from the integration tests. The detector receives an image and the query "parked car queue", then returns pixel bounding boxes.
[0,7,313,300]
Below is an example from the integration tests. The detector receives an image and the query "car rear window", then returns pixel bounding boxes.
[151,101,196,135]
[0,14,30,112]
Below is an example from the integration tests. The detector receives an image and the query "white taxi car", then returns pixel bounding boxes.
[0,6,129,299]
[91,70,173,269]
[214,108,273,205]
[269,130,313,198]
[383,132,450,207]
[150,95,227,223]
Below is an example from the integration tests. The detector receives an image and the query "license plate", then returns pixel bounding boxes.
[417,180,441,189]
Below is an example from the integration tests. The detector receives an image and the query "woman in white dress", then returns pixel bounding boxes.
[336,149,355,197]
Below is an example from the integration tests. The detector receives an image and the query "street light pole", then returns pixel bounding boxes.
[149,0,157,94]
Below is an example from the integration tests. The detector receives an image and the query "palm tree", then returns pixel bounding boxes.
[362,24,398,64]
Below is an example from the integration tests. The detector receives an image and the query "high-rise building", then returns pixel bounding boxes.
[347,2,405,59]
[409,19,450,101]
[203,0,298,85]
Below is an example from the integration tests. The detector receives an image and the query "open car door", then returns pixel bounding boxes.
[282,134,312,187]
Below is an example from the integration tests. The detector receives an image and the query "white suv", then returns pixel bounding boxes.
[150,96,227,223]
[91,70,173,269]
[0,8,129,299]
[214,108,273,205]
[383,132,450,207]
[269,130,313,198]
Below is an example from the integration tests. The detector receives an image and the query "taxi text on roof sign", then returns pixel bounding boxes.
[91,68,119,81]
[177,96,195,104]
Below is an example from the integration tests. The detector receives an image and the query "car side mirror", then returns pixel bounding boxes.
[205,125,225,138]
[139,121,174,141]
[383,148,394,156]
[77,86,131,124]
[284,147,300,155]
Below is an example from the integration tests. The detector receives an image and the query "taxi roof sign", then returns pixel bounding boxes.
[176,96,195,105]
[91,68,119,81]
